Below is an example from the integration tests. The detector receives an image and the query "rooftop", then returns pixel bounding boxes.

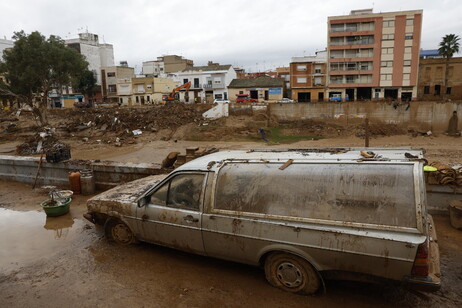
[182,65,232,72]
[175,148,424,172]
[228,77,284,88]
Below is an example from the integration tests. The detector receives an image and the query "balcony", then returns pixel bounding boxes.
[203,83,224,89]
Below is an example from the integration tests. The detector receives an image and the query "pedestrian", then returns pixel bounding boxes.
[258,128,268,143]
[448,111,459,136]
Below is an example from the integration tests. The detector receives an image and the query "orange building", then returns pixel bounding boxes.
[327,9,422,101]
[290,51,327,102]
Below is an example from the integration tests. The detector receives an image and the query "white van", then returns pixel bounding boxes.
[85,148,441,294]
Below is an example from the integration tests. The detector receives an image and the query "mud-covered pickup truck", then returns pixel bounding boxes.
[85,148,441,294]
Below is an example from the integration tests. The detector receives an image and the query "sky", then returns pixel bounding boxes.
[1,0,461,73]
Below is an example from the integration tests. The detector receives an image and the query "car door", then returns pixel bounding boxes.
[137,172,207,254]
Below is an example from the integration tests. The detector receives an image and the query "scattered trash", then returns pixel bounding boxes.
[132,129,142,135]
[82,137,89,142]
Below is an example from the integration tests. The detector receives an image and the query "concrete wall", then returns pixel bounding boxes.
[0,155,166,190]
[270,101,462,132]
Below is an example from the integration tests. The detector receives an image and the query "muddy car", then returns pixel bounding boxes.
[84,148,441,294]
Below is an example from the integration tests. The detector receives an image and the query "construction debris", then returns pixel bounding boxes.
[427,162,462,186]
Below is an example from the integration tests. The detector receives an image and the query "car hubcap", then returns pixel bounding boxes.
[276,262,303,288]
[112,223,132,244]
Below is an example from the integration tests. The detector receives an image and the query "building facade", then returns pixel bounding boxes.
[327,9,422,101]
[176,64,237,103]
[418,57,462,100]
[228,77,284,102]
[0,38,14,59]
[290,51,327,102]
[131,77,177,105]
[66,32,115,85]
[101,66,135,105]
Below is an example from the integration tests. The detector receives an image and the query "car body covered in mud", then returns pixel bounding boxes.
[85,148,441,294]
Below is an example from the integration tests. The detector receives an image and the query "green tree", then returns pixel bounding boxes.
[2,31,89,125]
[438,34,460,99]
[72,69,97,104]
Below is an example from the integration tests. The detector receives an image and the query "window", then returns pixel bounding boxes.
[314,65,322,74]
[404,47,412,54]
[214,78,221,84]
[381,61,393,67]
[434,85,441,96]
[194,78,200,88]
[446,87,452,95]
[346,75,355,83]
[382,47,394,54]
[150,174,205,210]
[314,77,323,86]
[107,72,116,77]
[406,19,414,26]
[239,91,244,94]
[359,62,370,70]
[403,73,410,80]
[346,63,356,70]
[160,68,164,71]
[424,86,430,94]
[146,84,152,90]
[383,20,395,27]
[380,74,392,81]
[405,33,413,40]
[215,94,223,99]
[108,85,117,92]
[382,34,394,40]
[404,60,411,66]
[183,79,188,84]
[296,65,307,71]
[330,76,343,84]
[297,77,307,83]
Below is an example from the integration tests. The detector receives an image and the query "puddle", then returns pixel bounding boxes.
[0,208,87,271]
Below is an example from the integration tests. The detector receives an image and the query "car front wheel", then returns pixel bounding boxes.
[264,253,321,295]
[104,218,136,245]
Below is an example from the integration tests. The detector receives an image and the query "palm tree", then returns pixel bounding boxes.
[438,34,460,99]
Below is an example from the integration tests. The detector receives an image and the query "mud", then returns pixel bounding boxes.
[1,181,461,307]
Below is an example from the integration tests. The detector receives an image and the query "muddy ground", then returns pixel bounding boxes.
[0,181,461,308]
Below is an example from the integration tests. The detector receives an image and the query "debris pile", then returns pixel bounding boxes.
[65,103,204,133]
[427,162,462,186]
[16,128,70,156]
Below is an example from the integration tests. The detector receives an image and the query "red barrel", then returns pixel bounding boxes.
[69,171,81,194]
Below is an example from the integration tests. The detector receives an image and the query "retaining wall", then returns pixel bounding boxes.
[269,101,462,133]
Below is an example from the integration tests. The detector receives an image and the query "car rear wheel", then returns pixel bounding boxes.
[264,253,321,294]
[104,218,136,245]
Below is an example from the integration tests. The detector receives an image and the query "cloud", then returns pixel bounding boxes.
[1,0,460,71]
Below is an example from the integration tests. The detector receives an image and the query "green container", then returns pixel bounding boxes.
[41,198,72,217]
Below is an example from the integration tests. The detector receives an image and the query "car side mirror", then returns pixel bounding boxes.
[138,196,149,208]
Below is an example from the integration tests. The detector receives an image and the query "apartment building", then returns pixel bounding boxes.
[66,32,115,85]
[327,9,422,101]
[101,66,135,105]
[290,51,327,102]
[142,55,194,78]
[418,57,462,100]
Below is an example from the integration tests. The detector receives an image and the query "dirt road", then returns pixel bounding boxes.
[0,181,461,308]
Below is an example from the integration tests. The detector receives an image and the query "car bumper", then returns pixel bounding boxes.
[402,215,441,292]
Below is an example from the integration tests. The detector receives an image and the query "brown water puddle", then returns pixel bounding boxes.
[0,208,87,272]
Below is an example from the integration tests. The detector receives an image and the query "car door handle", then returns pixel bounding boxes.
[183,215,199,223]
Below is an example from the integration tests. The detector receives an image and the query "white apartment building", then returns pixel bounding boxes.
[66,32,115,85]
[175,64,237,103]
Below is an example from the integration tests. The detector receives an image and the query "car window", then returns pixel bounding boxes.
[168,174,205,210]
[150,181,169,206]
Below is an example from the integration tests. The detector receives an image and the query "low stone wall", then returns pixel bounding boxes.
[0,155,167,190]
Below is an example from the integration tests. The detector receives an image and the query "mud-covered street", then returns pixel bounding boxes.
[0,180,461,308]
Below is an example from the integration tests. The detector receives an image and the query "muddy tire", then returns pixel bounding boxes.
[104,218,136,245]
[264,253,321,295]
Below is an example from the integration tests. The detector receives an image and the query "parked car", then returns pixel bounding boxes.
[277,98,296,103]
[329,94,342,102]
[235,94,258,103]
[213,99,231,104]
[84,148,441,295]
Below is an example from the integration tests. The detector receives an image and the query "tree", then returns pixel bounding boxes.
[438,34,460,99]
[2,31,89,125]
[72,69,97,104]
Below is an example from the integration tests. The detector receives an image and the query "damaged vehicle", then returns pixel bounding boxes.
[85,148,441,294]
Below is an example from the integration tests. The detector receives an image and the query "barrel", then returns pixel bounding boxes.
[80,169,96,195]
[69,171,81,194]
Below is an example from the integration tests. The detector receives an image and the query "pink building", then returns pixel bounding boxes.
[327,9,423,101]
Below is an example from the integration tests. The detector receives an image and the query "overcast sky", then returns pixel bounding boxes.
[1,0,460,73]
